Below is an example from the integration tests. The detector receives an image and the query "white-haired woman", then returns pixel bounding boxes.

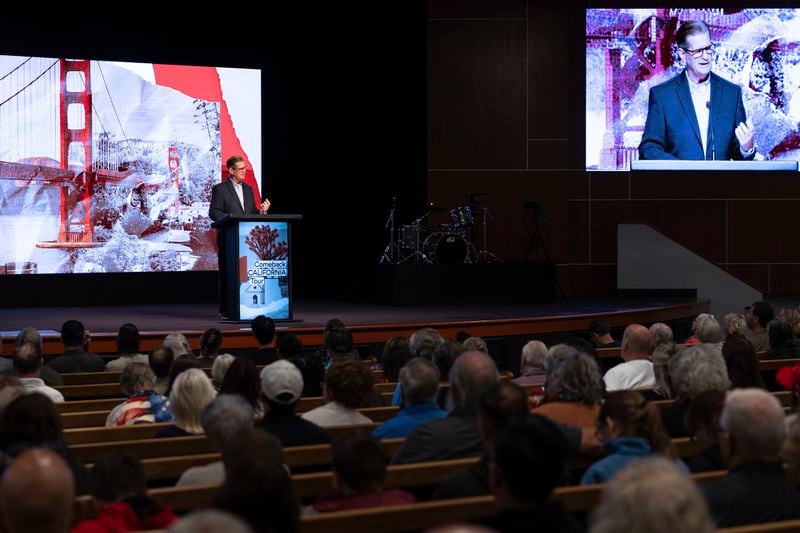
[156,368,216,438]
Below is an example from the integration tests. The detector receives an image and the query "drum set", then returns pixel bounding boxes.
[380,196,499,264]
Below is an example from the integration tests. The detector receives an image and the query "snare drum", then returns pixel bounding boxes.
[399,224,423,249]
[422,232,468,263]
[449,206,474,227]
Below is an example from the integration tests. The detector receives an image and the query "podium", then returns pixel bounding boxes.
[211,214,302,322]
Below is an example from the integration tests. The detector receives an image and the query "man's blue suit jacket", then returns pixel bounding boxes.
[639,71,753,161]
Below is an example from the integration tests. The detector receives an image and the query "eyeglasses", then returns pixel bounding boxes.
[232,166,247,172]
[681,44,715,58]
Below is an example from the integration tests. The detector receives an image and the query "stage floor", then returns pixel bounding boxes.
[0,297,701,334]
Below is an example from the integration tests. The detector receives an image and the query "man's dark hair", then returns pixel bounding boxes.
[494,415,568,502]
[117,323,140,355]
[13,342,42,376]
[479,381,529,437]
[200,328,223,357]
[219,357,261,411]
[751,301,775,329]
[675,20,709,48]
[60,320,85,348]
[149,346,174,379]
[0,393,63,450]
[327,328,353,355]
[588,319,610,336]
[167,357,200,395]
[322,319,346,348]
[276,332,302,359]
[226,155,244,169]
[768,318,795,350]
[217,429,297,533]
[90,452,147,502]
[332,433,388,492]
[251,315,276,345]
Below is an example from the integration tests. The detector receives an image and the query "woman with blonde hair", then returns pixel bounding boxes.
[156,368,216,437]
[581,390,683,484]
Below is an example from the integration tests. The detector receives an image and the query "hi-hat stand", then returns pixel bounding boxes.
[379,197,401,264]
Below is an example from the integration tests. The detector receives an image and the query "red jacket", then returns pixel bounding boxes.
[72,501,177,533]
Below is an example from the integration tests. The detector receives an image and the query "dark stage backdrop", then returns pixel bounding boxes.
[1,3,427,306]
[427,0,800,298]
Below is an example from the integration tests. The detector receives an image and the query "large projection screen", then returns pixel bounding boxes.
[0,56,261,274]
[586,8,800,170]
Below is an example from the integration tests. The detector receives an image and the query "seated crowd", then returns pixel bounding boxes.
[3,300,800,532]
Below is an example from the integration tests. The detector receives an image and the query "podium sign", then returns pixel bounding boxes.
[212,214,301,321]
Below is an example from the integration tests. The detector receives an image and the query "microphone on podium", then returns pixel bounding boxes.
[706,101,716,161]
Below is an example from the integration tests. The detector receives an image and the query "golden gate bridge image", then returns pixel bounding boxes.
[0,56,223,273]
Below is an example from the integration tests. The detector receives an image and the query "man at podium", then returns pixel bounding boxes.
[209,155,271,320]
[639,20,755,161]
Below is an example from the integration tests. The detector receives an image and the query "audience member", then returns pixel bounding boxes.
[590,457,714,533]
[281,333,325,398]
[149,346,174,395]
[684,313,714,345]
[685,390,726,472]
[219,357,264,417]
[163,332,192,359]
[312,433,414,512]
[764,317,800,359]
[0,448,75,533]
[11,327,62,386]
[434,382,529,499]
[72,452,177,532]
[177,395,254,486]
[454,331,471,344]
[0,393,90,493]
[651,340,679,399]
[248,315,278,365]
[46,320,105,373]
[602,324,655,391]
[512,340,547,389]
[581,390,682,484]
[648,322,673,349]
[431,341,465,407]
[702,388,800,527]
[165,357,200,397]
[156,368,216,438]
[106,364,172,426]
[780,307,800,343]
[106,323,148,371]
[381,336,413,383]
[301,358,374,427]
[392,351,499,464]
[535,352,602,428]
[0,375,24,413]
[374,358,446,439]
[479,415,580,532]
[723,313,748,338]
[325,327,357,365]
[781,413,800,469]
[462,336,488,354]
[662,344,730,436]
[696,315,723,347]
[13,342,64,403]
[214,429,297,533]
[169,510,252,533]
[256,359,332,447]
[315,318,346,367]
[746,301,774,352]
[722,334,765,389]
[409,327,445,359]
[198,328,223,360]
[210,353,235,390]
[588,319,619,348]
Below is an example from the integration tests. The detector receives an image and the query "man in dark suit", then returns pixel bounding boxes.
[639,20,755,161]
[209,155,271,319]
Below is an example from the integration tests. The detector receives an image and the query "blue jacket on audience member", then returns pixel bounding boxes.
[373,402,447,439]
[580,437,688,485]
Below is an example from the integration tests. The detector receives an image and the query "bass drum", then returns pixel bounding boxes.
[423,232,468,263]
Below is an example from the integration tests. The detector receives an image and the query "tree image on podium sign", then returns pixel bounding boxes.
[245,225,288,260]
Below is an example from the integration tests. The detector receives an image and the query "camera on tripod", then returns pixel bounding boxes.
[522,200,544,218]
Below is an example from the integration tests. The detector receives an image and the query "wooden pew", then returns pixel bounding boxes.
[55,383,125,400]
[58,398,124,414]
[719,519,800,532]
[64,421,380,446]
[650,390,793,411]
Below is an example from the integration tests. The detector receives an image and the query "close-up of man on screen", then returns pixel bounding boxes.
[639,20,755,161]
